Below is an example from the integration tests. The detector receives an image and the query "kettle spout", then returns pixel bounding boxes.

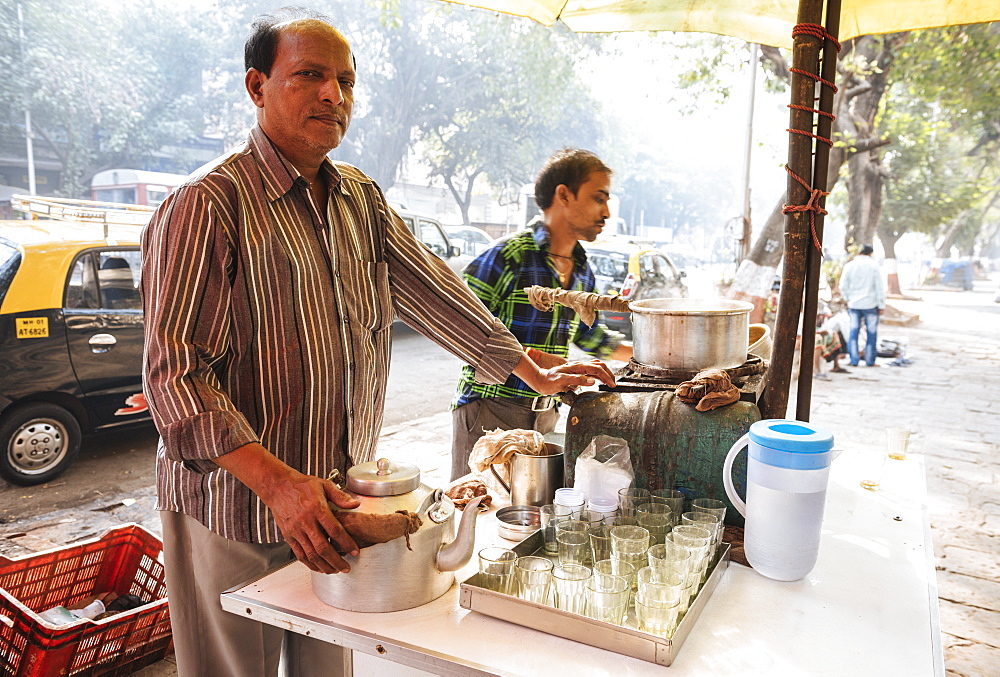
[435,494,485,572]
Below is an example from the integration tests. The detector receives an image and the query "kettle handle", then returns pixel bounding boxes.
[723,433,749,518]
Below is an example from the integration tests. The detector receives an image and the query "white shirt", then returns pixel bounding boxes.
[839,255,885,310]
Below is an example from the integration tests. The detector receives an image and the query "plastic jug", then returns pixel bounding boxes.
[723,419,835,581]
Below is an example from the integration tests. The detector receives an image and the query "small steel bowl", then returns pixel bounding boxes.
[495,505,541,542]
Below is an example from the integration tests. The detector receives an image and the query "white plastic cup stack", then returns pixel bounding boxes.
[554,488,585,519]
[586,496,618,521]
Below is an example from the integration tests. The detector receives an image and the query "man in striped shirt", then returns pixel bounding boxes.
[451,149,631,481]
[141,9,614,675]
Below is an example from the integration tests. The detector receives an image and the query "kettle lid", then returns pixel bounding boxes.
[347,458,421,496]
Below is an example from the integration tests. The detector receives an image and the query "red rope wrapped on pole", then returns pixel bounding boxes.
[782,22,841,257]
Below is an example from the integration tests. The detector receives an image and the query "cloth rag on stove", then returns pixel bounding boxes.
[675,369,741,412]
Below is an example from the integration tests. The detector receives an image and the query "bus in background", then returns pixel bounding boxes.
[90,169,187,208]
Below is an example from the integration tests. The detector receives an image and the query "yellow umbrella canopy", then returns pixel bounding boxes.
[439,0,1000,47]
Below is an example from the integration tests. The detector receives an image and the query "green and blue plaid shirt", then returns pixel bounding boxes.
[453,220,624,407]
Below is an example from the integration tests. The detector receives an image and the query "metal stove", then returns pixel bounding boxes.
[605,354,768,404]
[563,354,768,527]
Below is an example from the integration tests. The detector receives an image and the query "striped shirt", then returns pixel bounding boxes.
[141,125,522,544]
[453,222,622,407]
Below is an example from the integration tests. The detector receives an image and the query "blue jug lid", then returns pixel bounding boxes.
[748,419,835,469]
[749,419,834,451]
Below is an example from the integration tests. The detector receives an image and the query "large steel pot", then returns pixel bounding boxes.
[311,458,483,612]
[629,298,754,370]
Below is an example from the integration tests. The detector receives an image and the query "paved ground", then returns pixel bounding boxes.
[1,279,997,676]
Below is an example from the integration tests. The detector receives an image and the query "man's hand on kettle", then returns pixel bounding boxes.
[215,442,361,574]
[262,468,362,574]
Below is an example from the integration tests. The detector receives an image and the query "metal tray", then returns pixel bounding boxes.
[459,531,729,667]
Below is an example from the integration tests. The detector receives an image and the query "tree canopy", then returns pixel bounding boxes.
[1,0,210,196]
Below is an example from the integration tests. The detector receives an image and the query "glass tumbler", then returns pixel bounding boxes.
[540,504,572,555]
[589,525,615,564]
[556,520,591,566]
[551,563,591,614]
[635,593,681,638]
[681,511,723,561]
[668,525,713,586]
[647,542,692,582]
[617,488,651,517]
[477,547,517,594]
[637,510,673,547]
[691,497,727,545]
[594,557,637,590]
[650,489,685,525]
[585,572,630,625]
[610,525,650,592]
[515,556,553,605]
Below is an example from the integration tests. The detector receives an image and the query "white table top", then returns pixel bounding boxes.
[222,452,943,676]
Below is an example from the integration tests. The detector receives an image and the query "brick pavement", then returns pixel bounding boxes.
[1,281,997,676]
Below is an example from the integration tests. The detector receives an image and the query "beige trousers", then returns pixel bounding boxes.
[160,510,349,677]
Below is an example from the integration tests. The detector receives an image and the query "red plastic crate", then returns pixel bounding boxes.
[0,524,171,676]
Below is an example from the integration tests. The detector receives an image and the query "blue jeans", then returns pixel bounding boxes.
[848,308,880,366]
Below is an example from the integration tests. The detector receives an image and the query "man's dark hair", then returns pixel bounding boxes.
[534,149,612,210]
[860,244,874,256]
[244,7,334,75]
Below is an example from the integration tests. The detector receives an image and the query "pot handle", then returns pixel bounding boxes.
[489,463,511,494]
[723,433,749,518]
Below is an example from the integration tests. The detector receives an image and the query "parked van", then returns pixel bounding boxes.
[393,206,471,275]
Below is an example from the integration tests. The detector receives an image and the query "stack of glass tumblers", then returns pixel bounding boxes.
[477,490,728,638]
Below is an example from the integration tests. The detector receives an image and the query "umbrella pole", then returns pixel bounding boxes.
[760,0,827,421]
[795,0,842,421]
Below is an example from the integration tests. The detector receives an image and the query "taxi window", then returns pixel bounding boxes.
[0,240,20,308]
[97,251,141,310]
[640,252,677,281]
[66,254,99,309]
[590,252,628,281]
[65,250,142,310]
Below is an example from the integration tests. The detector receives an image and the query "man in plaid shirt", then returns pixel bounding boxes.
[451,149,631,480]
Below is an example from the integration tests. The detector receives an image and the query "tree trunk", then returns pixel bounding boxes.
[838,34,908,251]
[728,198,786,323]
[845,149,888,250]
[876,222,904,295]
[733,34,908,322]
[934,210,969,257]
[444,170,482,227]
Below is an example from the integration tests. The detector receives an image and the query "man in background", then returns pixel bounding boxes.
[451,149,631,481]
[839,244,885,367]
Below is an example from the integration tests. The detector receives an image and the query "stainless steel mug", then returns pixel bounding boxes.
[509,443,565,507]
[490,443,565,506]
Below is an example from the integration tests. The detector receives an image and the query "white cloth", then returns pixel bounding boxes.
[821,310,849,336]
[839,255,885,310]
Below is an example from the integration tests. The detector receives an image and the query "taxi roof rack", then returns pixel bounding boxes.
[12,195,154,237]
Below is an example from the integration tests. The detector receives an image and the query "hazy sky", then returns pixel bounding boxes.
[581,32,794,240]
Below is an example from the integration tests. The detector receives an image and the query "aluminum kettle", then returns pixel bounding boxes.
[311,458,483,612]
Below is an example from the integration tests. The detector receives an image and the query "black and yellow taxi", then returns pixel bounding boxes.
[0,201,151,485]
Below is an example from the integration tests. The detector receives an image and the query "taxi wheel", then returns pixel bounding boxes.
[0,403,82,486]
